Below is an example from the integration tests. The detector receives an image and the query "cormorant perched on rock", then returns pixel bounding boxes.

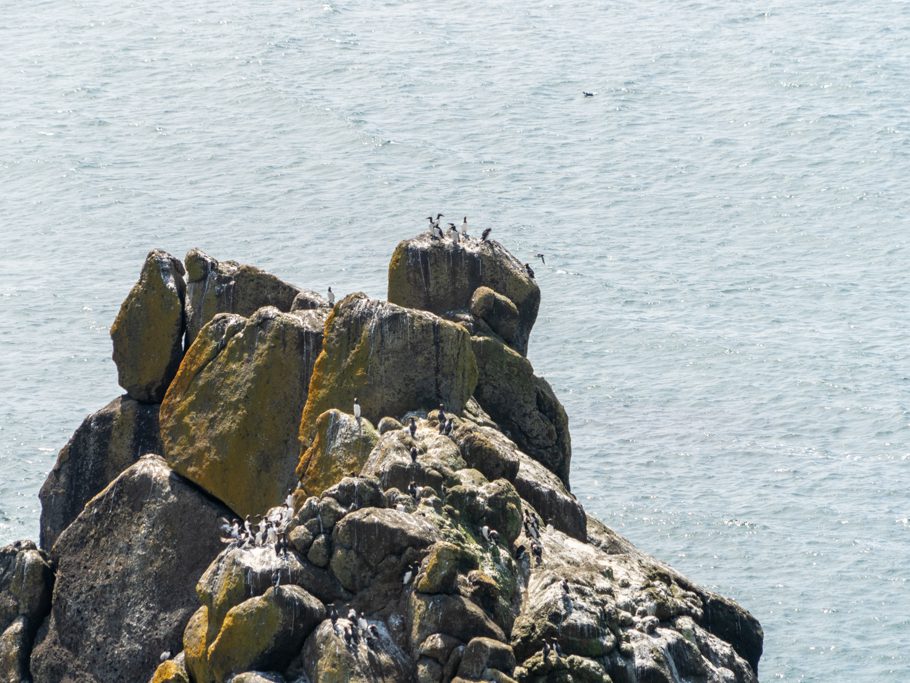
[481,228,492,241]
[536,253,546,265]
[525,263,535,279]
[481,525,491,542]
[443,418,454,436]
[327,286,335,306]
[410,446,418,463]
[447,223,459,242]
[436,213,444,222]
[515,544,527,560]
[408,416,417,438]
[433,223,444,240]
[461,216,469,237]
[435,403,446,422]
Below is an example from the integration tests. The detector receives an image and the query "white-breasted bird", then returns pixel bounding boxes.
[327,286,335,306]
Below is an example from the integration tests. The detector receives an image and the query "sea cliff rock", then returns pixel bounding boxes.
[0,541,53,682]
[161,306,325,518]
[387,234,539,355]
[30,455,230,683]
[18,236,762,683]
[184,249,300,346]
[38,395,162,550]
[110,249,187,402]
[299,293,478,444]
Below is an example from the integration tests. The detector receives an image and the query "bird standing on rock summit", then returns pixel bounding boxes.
[408,416,417,438]
[461,216,469,237]
[525,263,535,279]
[481,228,492,241]
[410,446,418,463]
[327,287,335,307]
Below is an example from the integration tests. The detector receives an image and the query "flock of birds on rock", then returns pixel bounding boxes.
[218,492,295,558]
[327,604,382,650]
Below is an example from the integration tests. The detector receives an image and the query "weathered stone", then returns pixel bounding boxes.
[291,289,329,311]
[387,234,539,355]
[307,535,331,568]
[471,335,571,486]
[206,586,324,682]
[320,476,385,512]
[330,508,438,593]
[184,249,300,346]
[470,286,521,348]
[149,657,191,683]
[377,416,403,434]
[453,427,520,483]
[301,619,409,682]
[30,456,229,683]
[111,249,187,402]
[296,409,379,498]
[182,606,210,683]
[0,616,30,683]
[230,672,286,683]
[38,395,162,549]
[161,307,323,517]
[0,541,53,683]
[299,294,477,445]
[418,633,464,665]
[481,479,523,546]
[701,590,764,673]
[415,542,478,595]
[512,451,586,541]
[409,593,505,648]
[457,637,516,679]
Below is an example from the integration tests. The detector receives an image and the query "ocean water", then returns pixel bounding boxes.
[1,0,908,679]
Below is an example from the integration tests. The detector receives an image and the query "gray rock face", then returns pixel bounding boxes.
[30,455,230,683]
[110,249,186,403]
[471,335,572,487]
[387,234,540,355]
[0,541,53,683]
[470,286,521,349]
[38,396,162,550]
[184,249,300,346]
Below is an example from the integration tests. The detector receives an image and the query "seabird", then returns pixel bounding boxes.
[426,216,435,227]
[531,541,543,565]
[327,287,335,306]
[489,529,500,544]
[267,524,278,546]
[553,638,564,657]
[515,544,527,560]
[461,217,469,237]
[369,624,379,639]
[410,446,418,463]
[525,263,535,279]
[542,641,551,659]
[447,223,459,242]
[436,403,446,422]
[357,613,369,632]
[408,480,418,500]
[443,418,454,436]
[481,227,492,241]
[347,608,357,621]
[436,213,444,222]
[403,563,416,586]
[583,91,595,97]
[438,419,446,435]
[561,578,569,593]
[353,397,361,424]
[536,253,546,265]
[159,651,171,663]
[408,416,417,438]
[481,525,490,542]
[272,568,282,588]
[329,604,338,622]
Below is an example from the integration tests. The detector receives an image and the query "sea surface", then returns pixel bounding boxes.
[1,0,908,679]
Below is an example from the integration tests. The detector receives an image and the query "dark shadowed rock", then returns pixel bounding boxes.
[471,335,571,486]
[184,249,300,346]
[161,307,324,518]
[291,289,329,311]
[0,540,53,682]
[110,249,186,403]
[387,234,540,355]
[30,455,230,683]
[299,294,477,444]
[38,396,162,550]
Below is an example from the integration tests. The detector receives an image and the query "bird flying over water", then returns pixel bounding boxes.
[536,253,545,265]
[583,91,595,97]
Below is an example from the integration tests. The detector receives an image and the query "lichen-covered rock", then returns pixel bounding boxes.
[299,293,477,444]
[291,289,329,311]
[184,249,301,346]
[149,656,191,683]
[470,286,521,348]
[206,586,324,682]
[161,307,324,518]
[409,593,506,648]
[230,672,286,683]
[30,455,229,683]
[0,540,53,682]
[387,234,540,355]
[471,335,571,486]
[111,249,187,402]
[38,395,162,550]
[301,620,409,683]
[415,542,478,595]
[296,409,379,498]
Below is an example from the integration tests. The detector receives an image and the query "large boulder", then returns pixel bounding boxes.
[387,234,539,355]
[161,307,325,518]
[301,620,410,683]
[38,396,162,550]
[470,286,521,348]
[184,249,300,346]
[0,541,53,682]
[299,294,477,444]
[471,335,571,486]
[30,455,230,683]
[296,409,380,498]
[110,249,186,402]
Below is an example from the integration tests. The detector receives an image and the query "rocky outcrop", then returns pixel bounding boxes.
[16,236,762,683]
[38,395,162,549]
[0,541,53,682]
[110,249,187,402]
[30,456,230,683]
[299,293,478,443]
[471,335,571,486]
[161,307,325,518]
[184,249,300,346]
[388,234,539,355]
